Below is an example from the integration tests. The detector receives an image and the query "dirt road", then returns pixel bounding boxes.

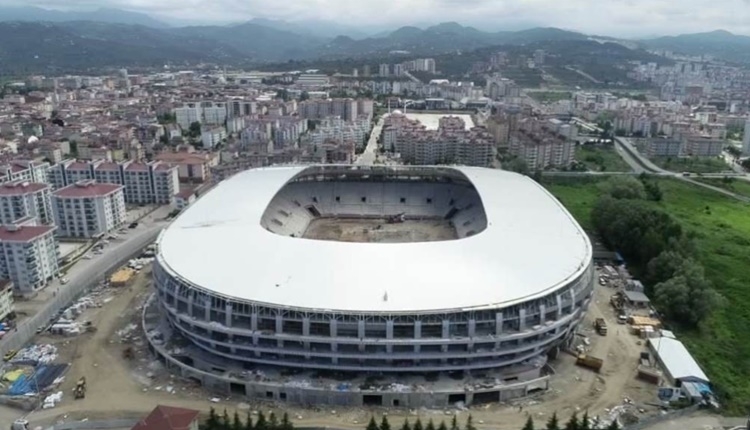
[6,270,658,430]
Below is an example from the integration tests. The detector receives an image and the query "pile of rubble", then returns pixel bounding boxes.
[11,344,58,364]
[42,391,63,409]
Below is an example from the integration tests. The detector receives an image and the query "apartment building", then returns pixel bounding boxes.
[298,98,372,122]
[379,64,390,77]
[382,115,494,166]
[51,180,126,238]
[508,120,576,170]
[645,138,682,158]
[682,135,725,157]
[0,181,53,225]
[174,104,203,129]
[744,119,750,155]
[0,224,59,294]
[0,160,50,185]
[302,117,372,149]
[49,160,180,205]
[201,127,227,149]
[296,74,330,86]
[0,280,13,321]
[155,152,216,183]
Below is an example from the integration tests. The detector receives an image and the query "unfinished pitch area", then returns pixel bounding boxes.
[303,218,457,243]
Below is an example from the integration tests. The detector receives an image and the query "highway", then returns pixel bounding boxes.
[0,216,168,358]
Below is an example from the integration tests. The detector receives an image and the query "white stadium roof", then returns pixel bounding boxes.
[158,166,591,313]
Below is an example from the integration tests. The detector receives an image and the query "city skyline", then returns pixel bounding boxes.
[2,0,750,38]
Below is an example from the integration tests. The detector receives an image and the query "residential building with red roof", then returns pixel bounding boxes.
[131,405,200,430]
[51,180,126,238]
[0,224,59,294]
[0,180,52,225]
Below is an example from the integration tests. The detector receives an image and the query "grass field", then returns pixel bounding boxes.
[544,177,750,414]
[652,156,732,174]
[527,91,572,103]
[693,177,750,199]
[575,145,632,172]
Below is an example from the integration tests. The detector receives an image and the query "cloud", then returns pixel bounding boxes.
[7,0,750,36]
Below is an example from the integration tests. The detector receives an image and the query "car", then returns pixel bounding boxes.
[83,254,93,260]
[36,326,46,334]
[60,277,69,285]
[3,349,17,361]
[128,222,139,229]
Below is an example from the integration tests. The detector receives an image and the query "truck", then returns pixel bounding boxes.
[576,354,604,372]
[594,318,608,336]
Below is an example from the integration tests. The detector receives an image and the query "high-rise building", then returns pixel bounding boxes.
[742,119,750,154]
[362,65,371,77]
[0,224,59,294]
[379,63,390,77]
[0,181,53,225]
[51,180,126,238]
[393,64,404,77]
[533,50,546,66]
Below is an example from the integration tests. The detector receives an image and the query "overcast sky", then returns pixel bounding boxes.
[8,0,750,37]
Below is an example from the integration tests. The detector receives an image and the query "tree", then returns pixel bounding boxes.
[437,421,448,430]
[564,413,579,430]
[425,420,436,430]
[256,412,268,430]
[245,413,255,430]
[203,408,220,430]
[367,417,380,430]
[645,250,685,287]
[221,409,231,430]
[401,419,412,430]
[652,262,723,327]
[464,415,475,430]
[546,413,560,430]
[413,418,424,430]
[233,412,243,430]
[450,416,458,430]
[598,176,645,200]
[522,417,535,430]
[300,91,310,101]
[605,421,619,430]
[579,412,590,430]
[280,413,293,430]
[268,413,279,430]
[188,121,202,138]
[381,416,392,430]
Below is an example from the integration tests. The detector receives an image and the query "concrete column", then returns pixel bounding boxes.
[358,320,365,352]
[539,304,546,325]
[519,309,526,331]
[302,317,310,351]
[441,320,449,353]
[414,321,421,354]
[556,295,563,319]
[570,289,576,311]
[386,320,394,354]
[225,304,232,327]
[186,294,193,317]
[468,319,476,337]
[251,313,258,331]
[495,312,503,335]
[276,314,283,348]
[204,304,210,322]
[330,320,338,352]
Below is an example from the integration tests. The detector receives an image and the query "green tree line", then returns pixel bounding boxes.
[364,412,619,430]
[591,175,723,327]
[201,409,294,430]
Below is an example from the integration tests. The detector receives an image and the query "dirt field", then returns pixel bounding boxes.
[12,267,662,430]
[303,218,457,243]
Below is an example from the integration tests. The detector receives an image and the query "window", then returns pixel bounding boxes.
[335,196,340,202]
[426,198,433,204]
[400,197,406,203]
[361,197,367,203]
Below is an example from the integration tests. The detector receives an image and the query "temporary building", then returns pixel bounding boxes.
[648,337,709,386]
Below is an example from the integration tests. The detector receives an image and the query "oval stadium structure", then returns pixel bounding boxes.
[149,165,594,404]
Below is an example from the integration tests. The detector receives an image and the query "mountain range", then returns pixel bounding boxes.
[0,8,747,74]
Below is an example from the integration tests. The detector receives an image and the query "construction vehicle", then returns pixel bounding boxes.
[576,354,604,372]
[74,377,86,399]
[3,349,17,362]
[594,318,608,336]
[10,419,28,430]
[386,213,406,224]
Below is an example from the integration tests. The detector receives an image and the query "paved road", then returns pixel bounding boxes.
[356,114,387,165]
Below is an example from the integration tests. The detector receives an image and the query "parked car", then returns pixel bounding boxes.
[128,222,139,229]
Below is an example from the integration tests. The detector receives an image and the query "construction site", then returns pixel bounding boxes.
[0,258,709,430]
[303,217,458,243]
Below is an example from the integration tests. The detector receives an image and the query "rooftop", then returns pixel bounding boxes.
[0,225,55,242]
[0,181,49,195]
[53,180,123,198]
[158,166,591,313]
[131,405,200,430]
[649,337,709,383]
